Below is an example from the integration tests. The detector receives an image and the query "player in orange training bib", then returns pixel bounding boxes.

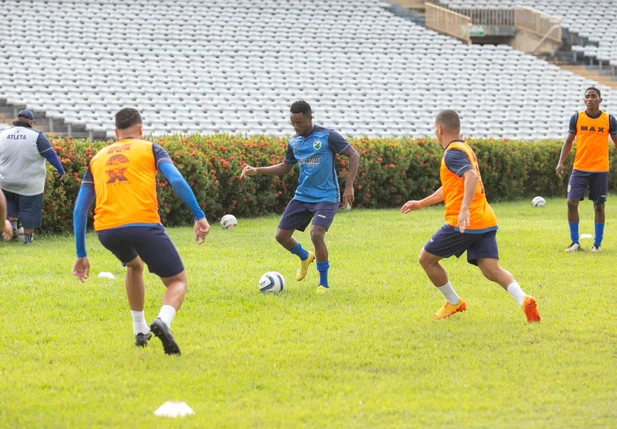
[401,110,540,324]
[556,87,617,253]
[72,108,210,355]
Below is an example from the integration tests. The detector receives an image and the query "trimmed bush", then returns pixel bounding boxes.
[39,135,608,234]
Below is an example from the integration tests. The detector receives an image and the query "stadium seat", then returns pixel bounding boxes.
[439,0,617,69]
[0,0,613,139]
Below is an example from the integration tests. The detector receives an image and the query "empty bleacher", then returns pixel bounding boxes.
[438,0,617,69]
[0,0,613,140]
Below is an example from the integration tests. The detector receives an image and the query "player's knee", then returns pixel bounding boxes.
[481,269,498,282]
[418,251,431,268]
[275,231,288,245]
[171,279,188,298]
[567,199,579,209]
[178,280,188,295]
[594,202,605,213]
[165,272,188,294]
[310,229,325,244]
[479,264,500,282]
[126,257,144,272]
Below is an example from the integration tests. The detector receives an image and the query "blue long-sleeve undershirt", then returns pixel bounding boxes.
[159,161,206,221]
[36,134,65,175]
[41,149,65,174]
[73,187,95,258]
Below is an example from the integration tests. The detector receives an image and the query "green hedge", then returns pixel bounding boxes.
[40,135,614,234]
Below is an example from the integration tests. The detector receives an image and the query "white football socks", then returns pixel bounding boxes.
[507,282,526,306]
[437,281,461,305]
[158,305,176,328]
[131,310,149,335]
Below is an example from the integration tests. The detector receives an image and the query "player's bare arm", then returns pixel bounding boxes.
[458,169,478,233]
[241,162,293,178]
[611,133,617,149]
[556,133,575,178]
[341,146,360,208]
[0,190,11,240]
[401,187,444,213]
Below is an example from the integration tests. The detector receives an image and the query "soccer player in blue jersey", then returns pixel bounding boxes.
[241,101,360,293]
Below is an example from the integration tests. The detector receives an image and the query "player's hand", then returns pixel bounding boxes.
[458,207,470,233]
[240,165,257,178]
[195,218,210,245]
[401,200,423,214]
[2,219,12,241]
[342,186,354,209]
[555,163,564,178]
[59,172,66,180]
[72,257,90,283]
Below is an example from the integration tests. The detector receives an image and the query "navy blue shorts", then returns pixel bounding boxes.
[278,199,339,232]
[3,189,43,229]
[97,225,184,278]
[424,225,499,266]
[568,170,608,204]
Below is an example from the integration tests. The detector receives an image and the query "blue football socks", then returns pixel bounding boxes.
[594,223,605,247]
[290,243,309,260]
[569,222,579,244]
[317,261,330,288]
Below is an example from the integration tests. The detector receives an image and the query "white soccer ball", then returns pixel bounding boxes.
[259,271,285,293]
[220,214,238,229]
[531,196,546,208]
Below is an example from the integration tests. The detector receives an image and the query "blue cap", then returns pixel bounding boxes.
[17,109,34,121]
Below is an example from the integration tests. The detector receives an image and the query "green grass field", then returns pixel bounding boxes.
[2,198,617,428]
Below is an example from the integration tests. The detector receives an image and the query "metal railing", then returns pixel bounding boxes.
[514,5,562,43]
[425,2,471,44]
[448,7,515,27]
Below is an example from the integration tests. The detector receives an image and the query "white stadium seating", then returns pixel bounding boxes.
[0,0,613,139]
[439,0,617,67]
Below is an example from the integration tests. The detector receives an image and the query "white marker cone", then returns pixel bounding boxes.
[98,272,116,279]
[154,401,195,418]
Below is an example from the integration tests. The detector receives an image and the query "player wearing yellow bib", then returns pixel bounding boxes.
[401,110,540,323]
[556,87,617,252]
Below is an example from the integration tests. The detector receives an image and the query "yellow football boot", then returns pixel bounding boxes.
[296,251,315,281]
[432,299,467,320]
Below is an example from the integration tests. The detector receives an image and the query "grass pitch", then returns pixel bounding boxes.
[1,198,616,428]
